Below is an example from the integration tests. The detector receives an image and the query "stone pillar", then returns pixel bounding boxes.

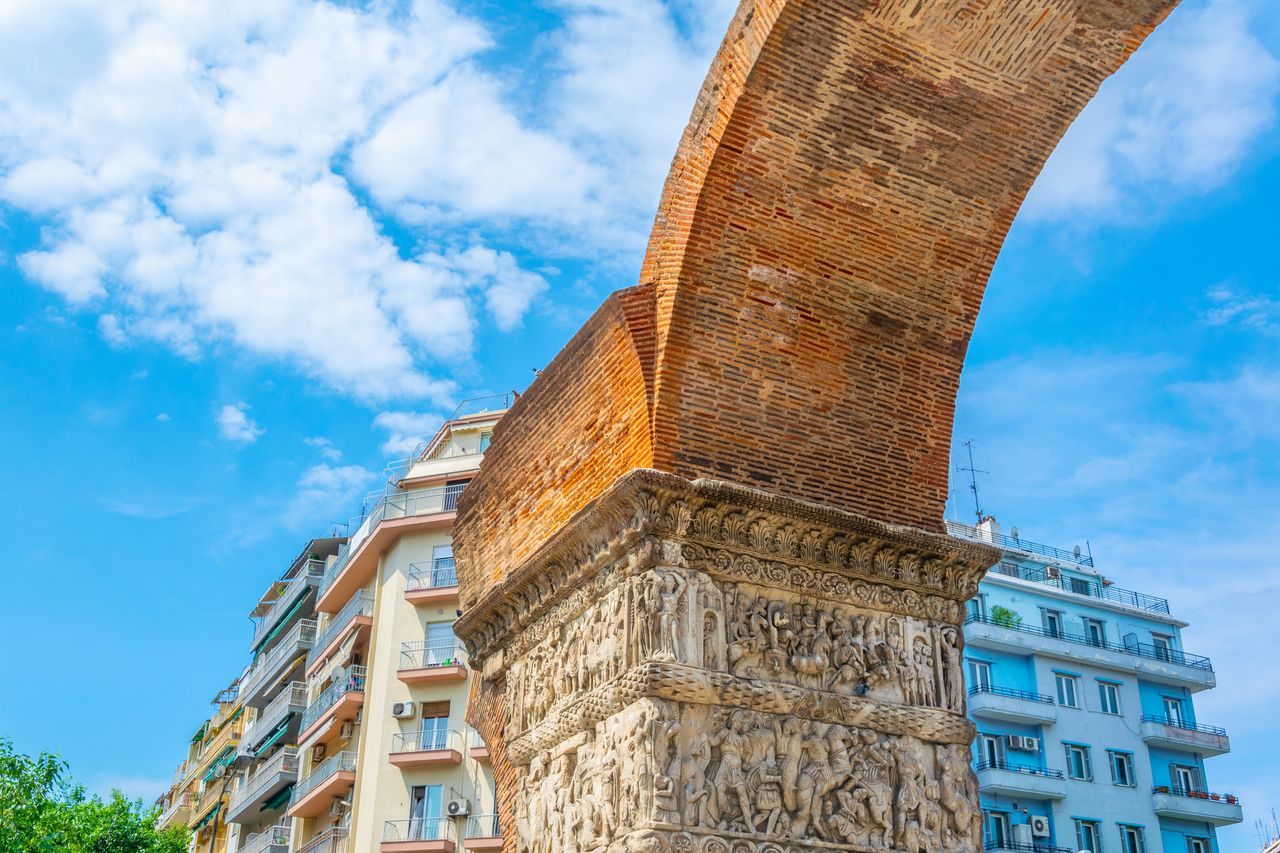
[455,471,998,853]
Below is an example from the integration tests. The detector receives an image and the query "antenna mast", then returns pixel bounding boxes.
[956,439,989,523]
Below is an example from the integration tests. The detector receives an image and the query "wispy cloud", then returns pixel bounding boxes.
[98,497,196,519]
[216,402,263,445]
[1203,283,1280,332]
[373,410,443,456]
[304,435,342,461]
[282,463,376,531]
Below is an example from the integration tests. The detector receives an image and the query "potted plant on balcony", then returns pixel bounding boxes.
[1226,794,1238,804]
[990,605,1023,629]
[1154,785,1170,794]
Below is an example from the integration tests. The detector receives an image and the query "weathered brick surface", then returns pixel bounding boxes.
[456,2,1180,845]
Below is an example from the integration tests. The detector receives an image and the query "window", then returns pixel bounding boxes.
[1044,609,1065,638]
[1162,696,1186,726]
[967,594,988,620]
[1152,633,1173,662]
[1171,764,1202,794]
[1065,743,1093,781]
[443,478,469,511]
[431,544,455,585]
[985,811,1012,848]
[419,705,450,751]
[1075,819,1102,853]
[1119,825,1145,853]
[424,621,458,665]
[1098,680,1122,715]
[1187,838,1211,853]
[978,734,1005,768]
[1069,576,1093,596]
[409,784,444,839]
[1108,750,1135,787]
[1056,673,1080,708]
[479,431,492,451]
[968,660,992,690]
[1084,618,1106,647]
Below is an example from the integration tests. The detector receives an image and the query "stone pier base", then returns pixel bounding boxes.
[455,471,999,853]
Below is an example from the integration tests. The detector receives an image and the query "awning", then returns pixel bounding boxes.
[251,595,308,654]
[253,720,291,756]
[268,656,307,694]
[202,747,237,783]
[261,784,294,812]
[190,722,209,744]
[193,802,222,830]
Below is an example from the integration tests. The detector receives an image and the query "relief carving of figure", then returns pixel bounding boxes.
[708,710,755,831]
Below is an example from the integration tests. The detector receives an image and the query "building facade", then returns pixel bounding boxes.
[950,518,1241,853]
[158,397,509,853]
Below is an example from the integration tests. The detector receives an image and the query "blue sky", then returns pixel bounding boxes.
[1,0,1277,849]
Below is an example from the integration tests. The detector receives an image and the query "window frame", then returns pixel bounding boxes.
[1075,818,1102,853]
[1097,680,1122,715]
[1056,672,1080,708]
[1107,750,1135,787]
[1118,824,1146,853]
[968,659,992,690]
[1064,743,1093,781]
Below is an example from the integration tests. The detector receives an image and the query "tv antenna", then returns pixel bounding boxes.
[956,439,988,523]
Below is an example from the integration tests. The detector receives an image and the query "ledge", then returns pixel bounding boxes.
[406,586,460,606]
[397,665,468,685]
[381,842,455,853]
[286,770,356,818]
[388,749,463,769]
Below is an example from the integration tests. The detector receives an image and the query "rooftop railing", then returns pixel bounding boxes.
[252,560,325,649]
[228,747,299,814]
[307,594,373,667]
[390,729,463,754]
[383,818,456,844]
[964,613,1213,671]
[244,620,316,699]
[450,393,514,420]
[241,824,291,853]
[1153,785,1239,804]
[1140,715,1227,737]
[974,758,1064,779]
[299,667,367,733]
[407,558,458,590]
[297,827,349,853]
[466,814,501,839]
[292,751,357,802]
[948,521,1094,567]
[990,562,1170,614]
[399,641,467,671]
[968,684,1056,704]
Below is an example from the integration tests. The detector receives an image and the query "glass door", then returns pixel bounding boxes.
[1172,764,1201,794]
[985,811,1011,848]
[1163,696,1185,726]
[409,785,444,839]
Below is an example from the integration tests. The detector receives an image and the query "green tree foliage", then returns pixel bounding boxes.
[0,738,189,853]
[989,605,1023,628]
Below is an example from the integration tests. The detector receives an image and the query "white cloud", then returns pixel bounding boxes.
[1024,0,1280,221]
[1204,283,1280,332]
[155,412,170,422]
[283,463,376,530]
[304,435,343,461]
[374,410,443,456]
[216,402,264,445]
[1175,368,1280,441]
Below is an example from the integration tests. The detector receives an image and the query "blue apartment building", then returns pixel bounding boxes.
[949,519,1241,853]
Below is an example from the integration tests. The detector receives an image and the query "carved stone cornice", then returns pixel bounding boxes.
[454,469,999,663]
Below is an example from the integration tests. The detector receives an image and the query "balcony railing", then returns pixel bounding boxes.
[297,827,349,853]
[985,843,1074,853]
[948,521,1094,567]
[391,729,463,754]
[319,484,466,598]
[399,641,467,671]
[1153,785,1240,805]
[245,683,307,749]
[307,593,373,667]
[466,814,501,839]
[383,818,456,843]
[157,792,193,826]
[968,684,1056,704]
[974,759,1064,779]
[252,560,325,649]
[407,558,458,590]
[293,751,357,802]
[228,747,299,814]
[243,621,316,701]
[989,562,1169,614]
[299,666,367,733]
[1140,715,1227,737]
[242,824,291,853]
[964,614,1213,671]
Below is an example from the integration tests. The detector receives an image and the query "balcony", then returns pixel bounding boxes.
[968,685,1057,725]
[243,683,307,755]
[157,792,193,829]
[288,752,357,818]
[1140,715,1231,757]
[241,824,292,853]
[974,759,1066,800]
[464,815,502,851]
[405,559,459,606]
[985,844,1074,853]
[948,520,1094,567]
[298,828,350,853]
[317,484,464,612]
[389,729,464,769]
[192,784,226,829]
[298,666,367,745]
[306,592,374,677]
[252,559,325,650]
[964,614,1215,690]
[382,818,457,853]
[398,642,468,685]
[987,561,1169,614]
[226,747,299,823]
[242,620,317,708]
[1151,786,1243,826]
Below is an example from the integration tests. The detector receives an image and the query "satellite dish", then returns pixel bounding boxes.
[1011,527,1019,540]
[330,666,345,683]
[1073,545,1082,558]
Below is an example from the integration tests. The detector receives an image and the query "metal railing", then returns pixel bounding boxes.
[293,751,357,802]
[974,759,1065,779]
[948,521,1094,567]
[194,784,225,823]
[157,792,193,826]
[228,748,299,814]
[241,824,291,853]
[390,729,462,754]
[252,560,325,648]
[407,558,458,590]
[964,614,1213,671]
[968,684,1056,704]
[399,641,467,671]
[466,814,501,839]
[307,594,373,667]
[245,683,307,748]
[383,818,456,843]
[244,621,317,700]
[990,562,1169,614]
[297,827,349,853]
[1153,785,1239,804]
[450,393,514,419]
[319,484,466,598]
[300,667,367,733]
[1140,715,1228,737]
[985,843,1074,853]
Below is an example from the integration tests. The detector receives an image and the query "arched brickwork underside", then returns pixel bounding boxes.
[456,0,1179,601]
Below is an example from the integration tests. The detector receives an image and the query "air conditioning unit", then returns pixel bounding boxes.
[391,701,417,719]
[1011,824,1033,846]
[1006,735,1039,752]
[1045,566,1061,580]
[330,797,347,817]
[340,721,355,740]
[1029,815,1050,838]
[447,799,471,817]
[311,745,327,762]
